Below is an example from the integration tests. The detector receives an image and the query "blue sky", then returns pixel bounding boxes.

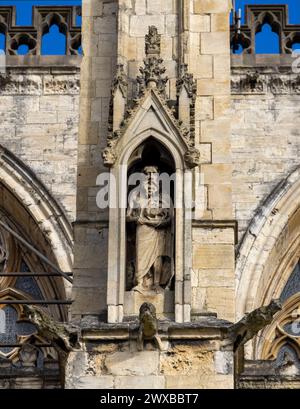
[0,1,299,54]
[235,0,299,24]
[0,0,81,25]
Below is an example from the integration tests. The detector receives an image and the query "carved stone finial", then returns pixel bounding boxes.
[145,26,161,56]
[229,299,282,351]
[137,57,168,95]
[176,64,197,99]
[137,302,163,351]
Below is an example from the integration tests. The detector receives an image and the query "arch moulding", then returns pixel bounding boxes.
[0,146,73,296]
[236,166,300,325]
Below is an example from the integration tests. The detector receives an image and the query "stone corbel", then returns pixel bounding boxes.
[184,147,200,169]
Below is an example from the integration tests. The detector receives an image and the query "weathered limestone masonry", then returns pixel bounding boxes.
[3,1,300,390]
[73,0,235,321]
[0,56,80,223]
[232,56,300,388]
[231,57,300,241]
[66,318,234,389]
[70,0,235,389]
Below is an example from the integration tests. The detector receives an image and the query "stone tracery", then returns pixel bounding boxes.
[0,6,81,55]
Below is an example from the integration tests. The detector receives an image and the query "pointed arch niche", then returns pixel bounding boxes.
[105,89,196,323]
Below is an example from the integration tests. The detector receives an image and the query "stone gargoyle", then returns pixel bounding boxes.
[22,305,80,354]
[137,302,163,351]
[229,299,282,351]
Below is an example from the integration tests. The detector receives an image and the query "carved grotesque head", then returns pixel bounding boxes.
[22,305,43,327]
[139,302,157,320]
[269,299,282,315]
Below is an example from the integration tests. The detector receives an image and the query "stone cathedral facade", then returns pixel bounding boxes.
[0,0,300,389]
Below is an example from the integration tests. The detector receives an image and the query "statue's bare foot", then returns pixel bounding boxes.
[152,285,164,294]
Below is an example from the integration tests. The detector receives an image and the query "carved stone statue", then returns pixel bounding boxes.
[145,26,161,56]
[23,305,80,354]
[127,166,174,294]
[19,344,38,368]
[137,302,163,351]
[229,299,282,351]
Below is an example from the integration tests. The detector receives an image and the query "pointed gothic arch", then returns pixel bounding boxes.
[0,146,74,319]
[236,166,300,359]
[106,89,195,323]
[0,146,73,287]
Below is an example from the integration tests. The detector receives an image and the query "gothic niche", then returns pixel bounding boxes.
[126,139,175,295]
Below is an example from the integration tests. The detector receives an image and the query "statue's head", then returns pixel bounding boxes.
[142,166,159,197]
[22,305,44,327]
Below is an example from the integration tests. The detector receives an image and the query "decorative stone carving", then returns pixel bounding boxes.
[176,64,197,100]
[111,64,127,99]
[110,64,128,132]
[137,56,168,96]
[102,146,117,168]
[176,64,197,145]
[145,26,161,56]
[184,148,201,169]
[19,344,38,368]
[232,70,300,95]
[23,305,80,353]
[270,77,291,94]
[0,74,42,96]
[103,27,199,170]
[137,302,163,351]
[229,299,282,351]
[44,76,80,95]
[126,166,174,295]
[261,294,300,361]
